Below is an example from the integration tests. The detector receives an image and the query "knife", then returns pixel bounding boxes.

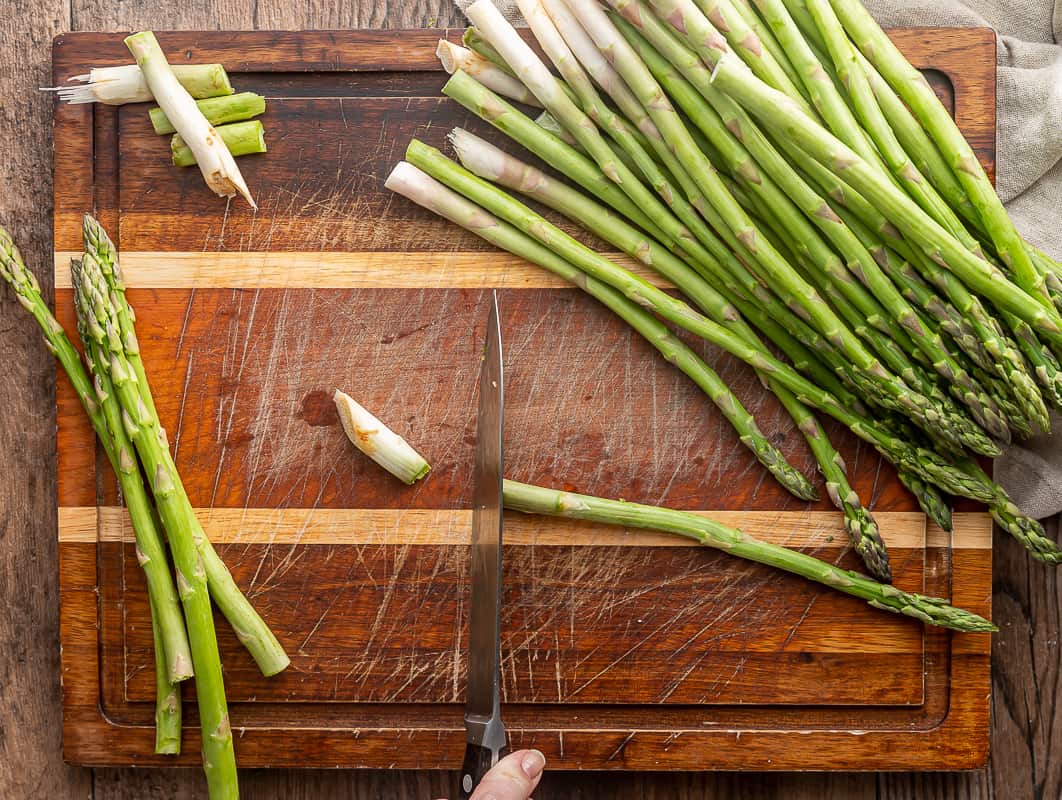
[460,291,508,798]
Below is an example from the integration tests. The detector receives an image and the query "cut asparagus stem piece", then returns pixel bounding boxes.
[333,390,431,485]
[125,31,256,208]
[172,120,267,167]
[82,218,290,678]
[43,63,233,105]
[449,127,822,504]
[150,91,266,135]
[386,158,999,504]
[829,0,1049,307]
[74,257,238,796]
[437,39,543,107]
[151,598,182,755]
[503,480,993,632]
[463,25,517,76]
[0,230,193,687]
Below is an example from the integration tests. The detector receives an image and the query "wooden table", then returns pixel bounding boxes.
[1,2,1059,798]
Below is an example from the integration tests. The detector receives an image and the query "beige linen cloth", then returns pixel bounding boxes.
[455,0,1062,518]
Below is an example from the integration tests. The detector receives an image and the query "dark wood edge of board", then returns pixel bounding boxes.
[52,28,995,771]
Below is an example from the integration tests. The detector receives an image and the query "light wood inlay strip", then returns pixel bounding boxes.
[53,251,674,290]
[58,506,990,549]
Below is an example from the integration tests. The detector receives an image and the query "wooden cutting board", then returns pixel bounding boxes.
[53,28,995,771]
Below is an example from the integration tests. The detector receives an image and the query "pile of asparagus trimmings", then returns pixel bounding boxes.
[48,32,265,204]
[387,0,1062,582]
[0,219,287,798]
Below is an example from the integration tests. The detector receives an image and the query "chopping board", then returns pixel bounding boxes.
[52,28,995,771]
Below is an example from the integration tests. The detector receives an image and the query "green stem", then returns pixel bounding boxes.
[172,120,267,168]
[502,480,992,632]
[151,598,182,755]
[150,92,265,136]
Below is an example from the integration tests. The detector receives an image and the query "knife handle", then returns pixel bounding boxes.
[459,742,507,799]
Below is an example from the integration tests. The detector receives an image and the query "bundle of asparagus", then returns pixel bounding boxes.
[384,0,1062,580]
[1,219,288,799]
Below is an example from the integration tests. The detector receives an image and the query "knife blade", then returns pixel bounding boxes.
[460,291,508,798]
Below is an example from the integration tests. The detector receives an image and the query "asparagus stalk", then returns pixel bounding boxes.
[44,63,233,105]
[463,26,517,76]
[73,257,239,798]
[82,217,290,678]
[896,469,952,533]
[692,0,813,110]
[151,598,182,755]
[126,31,255,208]
[333,390,431,485]
[386,157,996,504]
[502,480,993,632]
[829,0,1050,307]
[450,127,822,504]
[0,230,193,687]
[722,0,807,92]
[172,120,267,168]
[437,40,543,107]
[150,91,265,135]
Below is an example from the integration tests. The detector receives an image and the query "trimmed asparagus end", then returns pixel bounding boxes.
[172,120,267,168]
[42,63,233,105]
[333,389,431,485]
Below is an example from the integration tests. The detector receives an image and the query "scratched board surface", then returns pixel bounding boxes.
[54,30,993,771]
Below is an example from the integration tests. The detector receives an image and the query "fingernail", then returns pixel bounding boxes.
[521,749,545,779]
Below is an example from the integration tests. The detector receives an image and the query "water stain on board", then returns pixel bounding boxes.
[298,390,336,427]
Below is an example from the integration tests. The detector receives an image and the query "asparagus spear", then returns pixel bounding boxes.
[82,216,290,679]
[386,158,997,503]
[828,0,1050,307]
[73,256,239,798]
[896,469,952,533]
[172,120,267,168]
[0,230,192,687]
[463,26,517,76]
[450,127,825,505]
[150,92,265,135]
[151,600,182,755]
[437,40,543,107]
[502,480,993,632]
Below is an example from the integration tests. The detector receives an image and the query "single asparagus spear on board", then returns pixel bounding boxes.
[502,480,993,632]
